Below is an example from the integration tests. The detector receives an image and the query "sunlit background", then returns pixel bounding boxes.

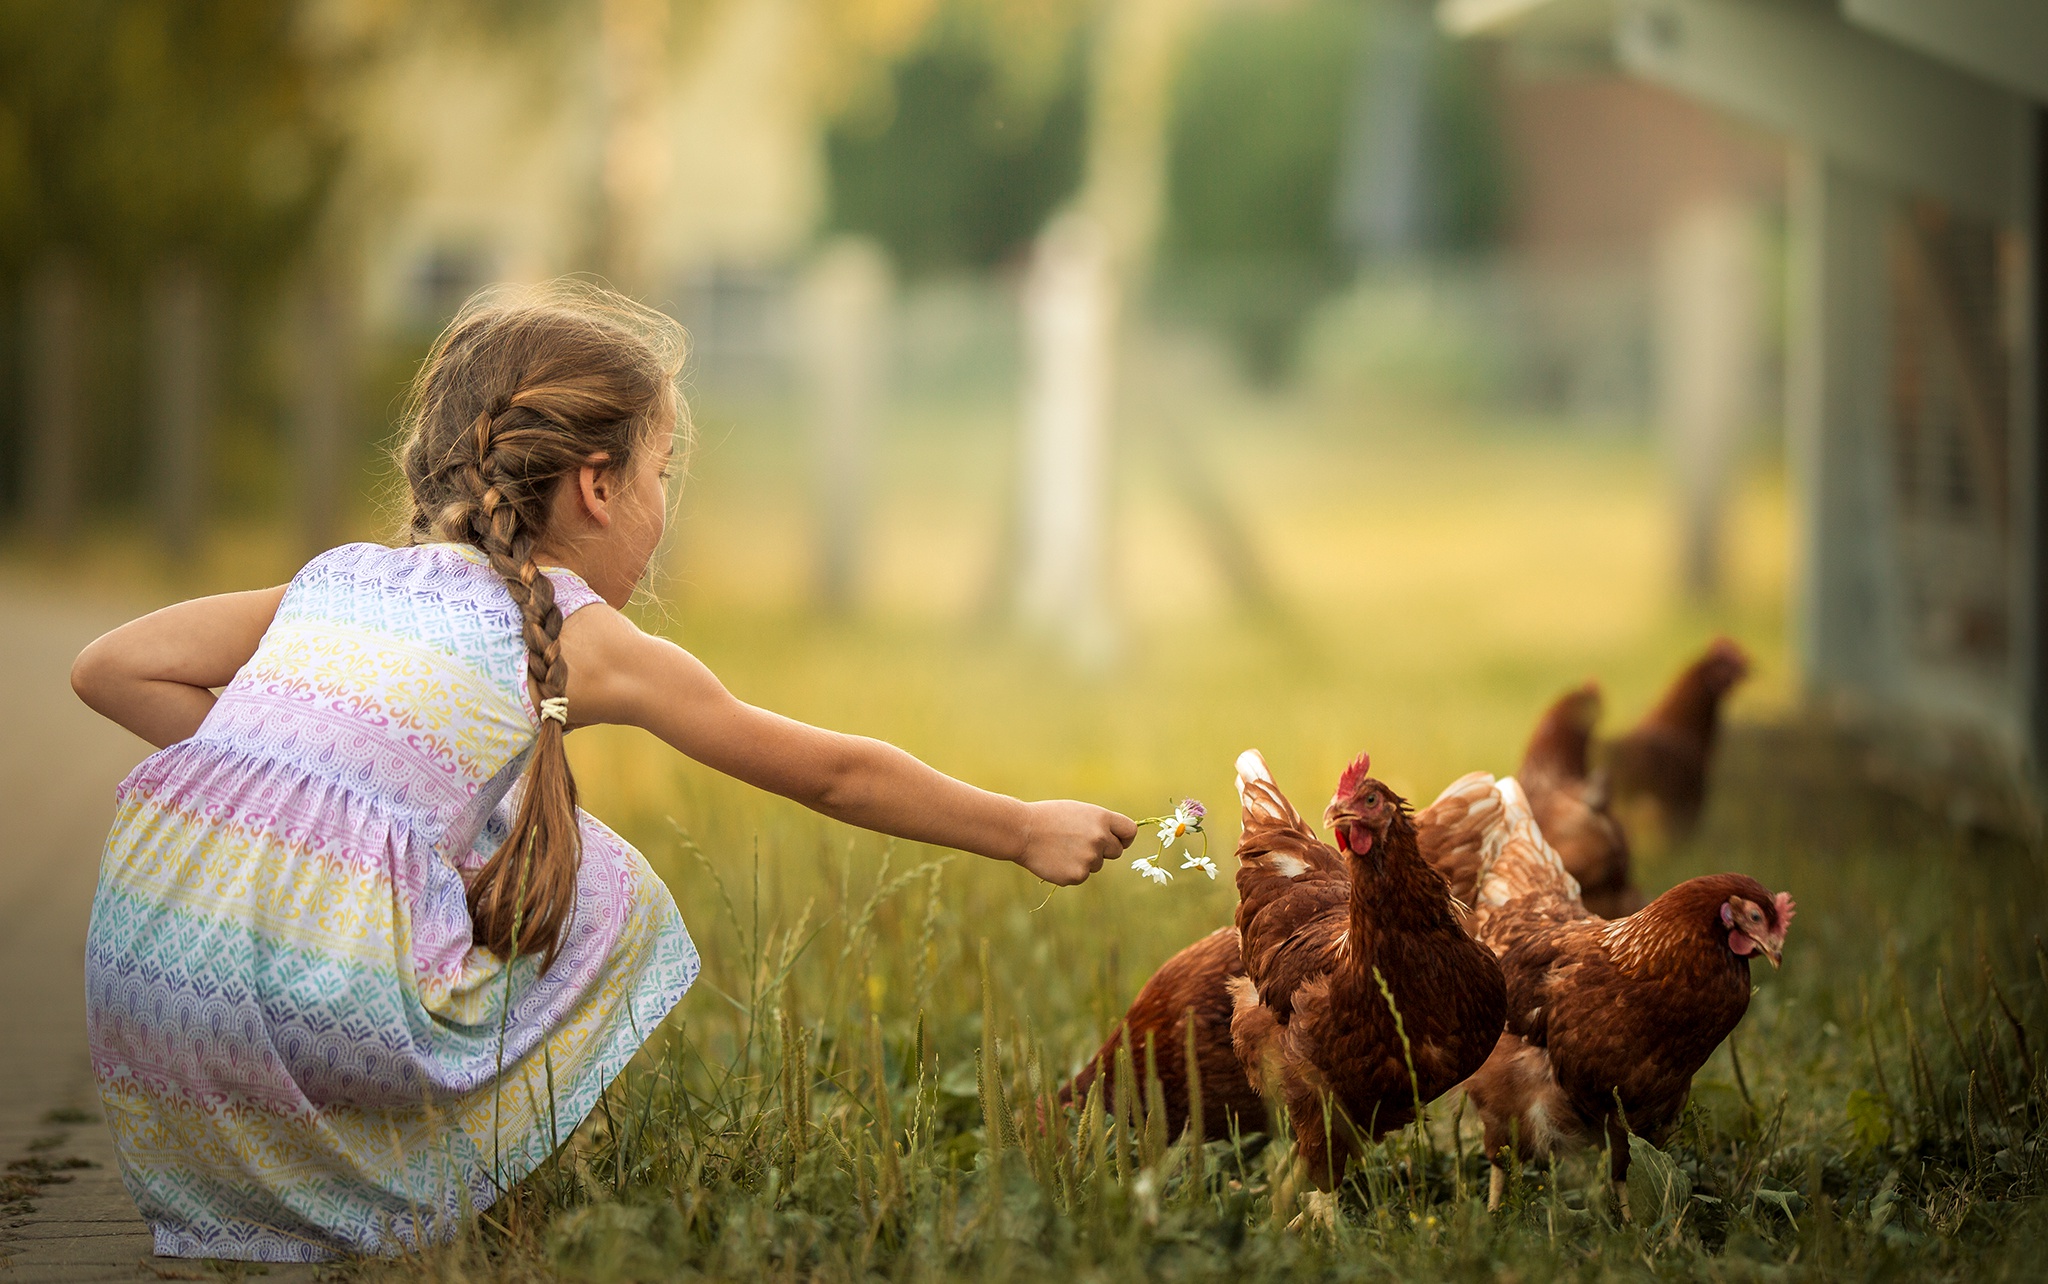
[2,1,2033,823]
[5,2,2048,1275]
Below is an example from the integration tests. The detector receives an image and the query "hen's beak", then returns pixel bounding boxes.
[1757,936,1783,969]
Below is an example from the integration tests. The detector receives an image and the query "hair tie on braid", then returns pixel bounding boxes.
[539,696,569,725]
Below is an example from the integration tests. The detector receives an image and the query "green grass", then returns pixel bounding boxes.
[406,719,2048,1283]
[17,381,2043,1279]
[387,394,2042,1281]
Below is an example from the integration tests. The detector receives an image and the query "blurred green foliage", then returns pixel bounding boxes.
[825,32,1089,276]
[0,0,333,275]
[1163,2,1362,275]
[1159,0,1505,383]
[825,0,1507,386]
[0,0,338,520]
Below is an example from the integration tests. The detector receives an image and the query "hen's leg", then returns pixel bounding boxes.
[1481,1116,1510,1212]
[1280,1104,1344,1234]
[1605,1117,1633,1223]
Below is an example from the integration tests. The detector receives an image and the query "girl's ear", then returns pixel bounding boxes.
[576,454,615,528]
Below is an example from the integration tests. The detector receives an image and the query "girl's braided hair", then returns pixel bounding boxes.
[395,280,686,969]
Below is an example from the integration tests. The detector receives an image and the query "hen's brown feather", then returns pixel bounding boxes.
[1603,637,1749,839]
[1415,770,1498,910]
[1231,751,1349,1023]
[1518,684,1639,917]
[1060,926,1266,1141]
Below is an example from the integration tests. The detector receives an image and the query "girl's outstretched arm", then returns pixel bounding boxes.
[561,606,1137,886]
[72,587,288,749]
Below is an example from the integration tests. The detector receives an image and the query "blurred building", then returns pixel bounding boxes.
[1496,55,1781,423]
[1449,0,2048,794]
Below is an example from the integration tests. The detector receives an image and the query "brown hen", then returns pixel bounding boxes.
[1519,683,1638,917]
[1227,750,1506,1189]
[1603,637,1750,840]
[1420,772,1792,1218]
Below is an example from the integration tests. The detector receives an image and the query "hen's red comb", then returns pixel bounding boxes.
[1772,891,1796,929]
[1336,751,1373,797]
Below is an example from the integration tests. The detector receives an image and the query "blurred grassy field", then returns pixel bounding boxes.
[15,382,2047,1279]
[574,383,1797,997]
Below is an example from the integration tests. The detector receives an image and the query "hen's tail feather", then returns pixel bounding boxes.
[1236,749,1307,832]
[1521,683,1601,784]
[1475,777,1581,909]
[1235,748,1273,787]
[1417,771,1503,904]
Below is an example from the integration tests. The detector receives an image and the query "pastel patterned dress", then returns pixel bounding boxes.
[84,541,700,1261]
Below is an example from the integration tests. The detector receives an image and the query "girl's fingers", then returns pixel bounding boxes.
[1107,812,1138,845]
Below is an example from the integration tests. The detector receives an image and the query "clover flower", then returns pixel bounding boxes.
[1154,799,1207,849]
[1179,851,1219,880]
[1131,855,1173,884]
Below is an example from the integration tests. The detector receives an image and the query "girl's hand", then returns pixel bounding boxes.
[1015,801,1138,886]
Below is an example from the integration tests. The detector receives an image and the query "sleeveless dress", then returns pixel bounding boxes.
[83,541,700,1262]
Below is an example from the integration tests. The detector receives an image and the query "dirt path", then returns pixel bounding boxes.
[0,582,159,1282]
[0,582,322,1283]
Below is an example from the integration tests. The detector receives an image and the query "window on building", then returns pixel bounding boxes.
[1887,199,2020,685]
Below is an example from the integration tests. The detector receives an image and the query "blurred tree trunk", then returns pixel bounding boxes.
[147,258,214,563]
[1080,0,1203,276]
[1656,199,1760,600]
[1334,0,1433,263]
[27,255,86,543]
[1013,0,1206,660]
[1018,214,1116,663]
[800,237,891,614]
[292,270,358,554]
[599,0,672,293]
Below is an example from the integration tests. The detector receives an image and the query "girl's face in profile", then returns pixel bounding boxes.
[612,428,675,600]
[568,418,675,608]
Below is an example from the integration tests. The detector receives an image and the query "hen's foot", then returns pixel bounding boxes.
[1286,1190,1340,1234]
[1487,1164,1505,1212]
[1613,1178,1633,1224]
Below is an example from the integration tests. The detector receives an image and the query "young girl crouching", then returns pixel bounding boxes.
[71,283,1135,1262]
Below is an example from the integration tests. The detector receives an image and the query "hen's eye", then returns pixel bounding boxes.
[1365,792,1381,807]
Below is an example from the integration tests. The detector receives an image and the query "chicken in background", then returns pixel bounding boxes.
[1227,750,1506,1192]
[1518,683,1639,917]
[1419,771,1792,1219]
[1602,637,1751,843]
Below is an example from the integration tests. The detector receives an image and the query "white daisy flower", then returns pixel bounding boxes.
[1154,800,1207,849]
[1179,852,1219,880]
[1131,856,1173,884]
